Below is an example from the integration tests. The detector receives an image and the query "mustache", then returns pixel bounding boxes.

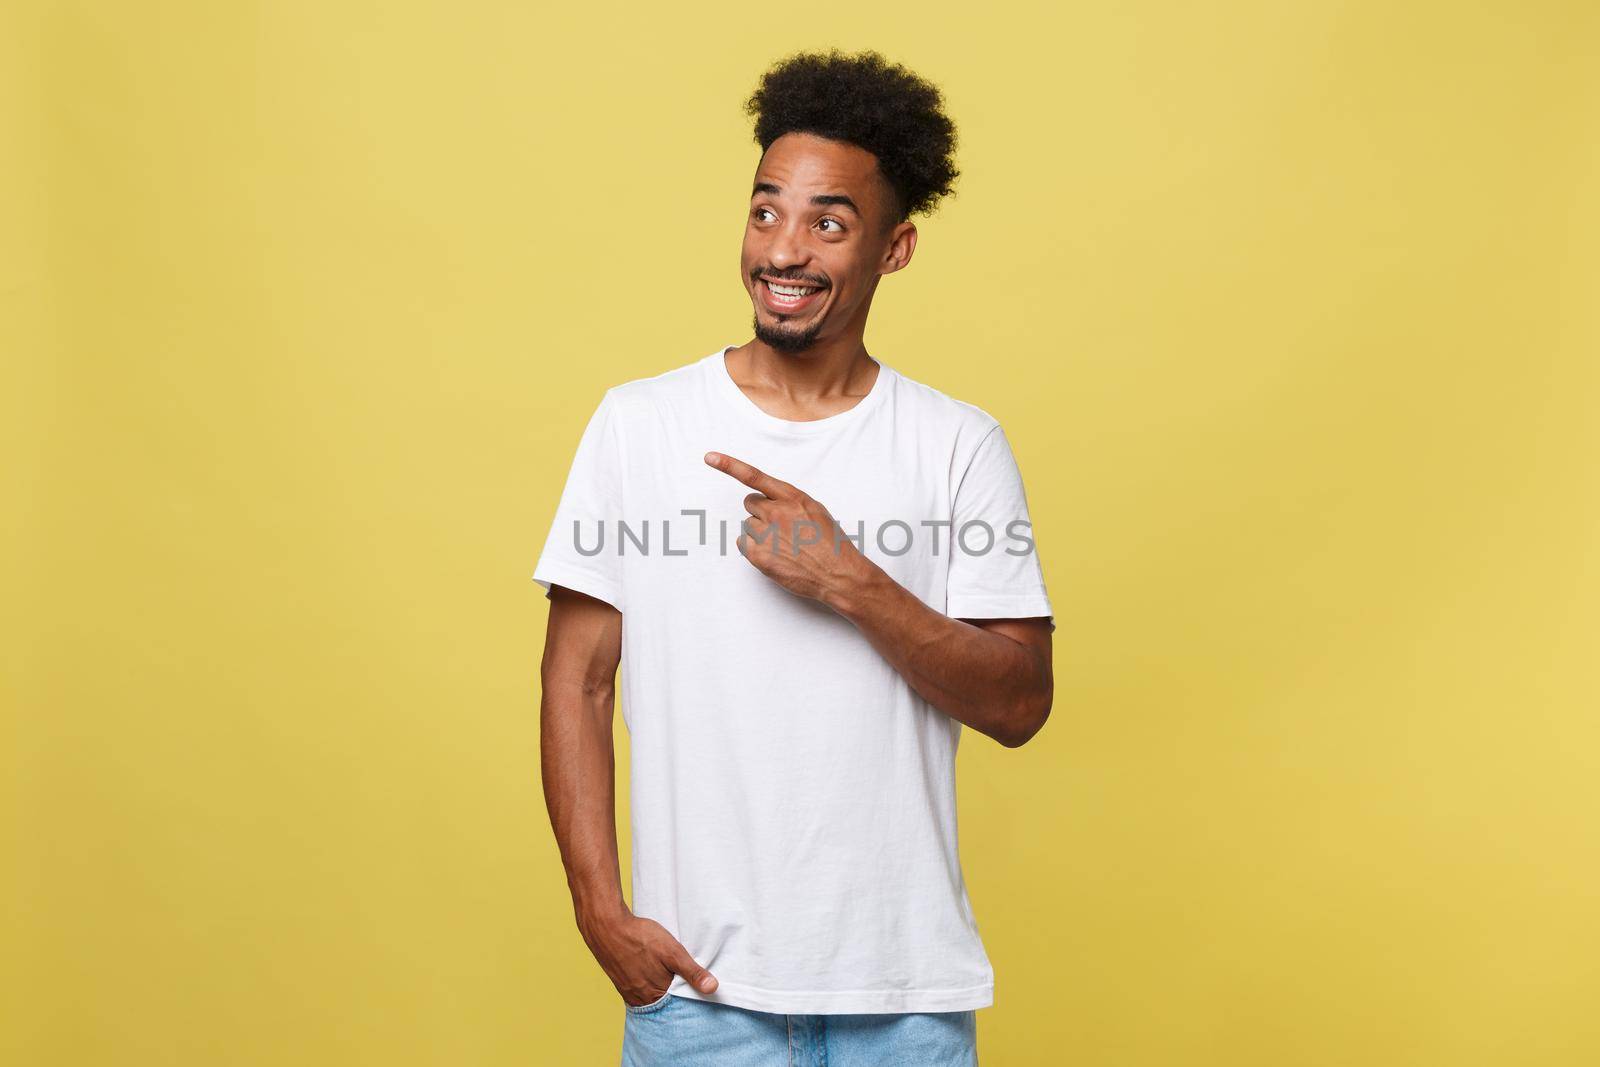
[753,269,830,288]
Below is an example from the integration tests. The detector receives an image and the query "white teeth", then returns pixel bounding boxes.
[766,281,818,297]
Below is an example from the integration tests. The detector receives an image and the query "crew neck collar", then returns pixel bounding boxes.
[706,344,896,436]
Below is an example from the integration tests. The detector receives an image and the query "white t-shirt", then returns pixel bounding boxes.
[532,344,1053,1015]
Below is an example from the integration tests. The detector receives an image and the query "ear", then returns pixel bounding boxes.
[879,220,918,276]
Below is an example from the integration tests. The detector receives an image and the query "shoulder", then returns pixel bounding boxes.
[887,363,1004,447]
[594,351,714,421]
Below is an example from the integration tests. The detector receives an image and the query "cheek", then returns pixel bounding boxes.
[822,254,860,290]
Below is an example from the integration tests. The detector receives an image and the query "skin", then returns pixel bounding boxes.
[542,130,1054,1007]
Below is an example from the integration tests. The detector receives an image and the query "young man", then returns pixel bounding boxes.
[534,49,1054,1065]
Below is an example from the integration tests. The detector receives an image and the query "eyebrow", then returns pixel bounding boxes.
[751,181,861,217]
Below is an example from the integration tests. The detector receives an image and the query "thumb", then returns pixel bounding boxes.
[667,942,719,994]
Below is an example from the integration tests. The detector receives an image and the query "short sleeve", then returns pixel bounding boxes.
[531,389,625,611]
[945,422,1054,631]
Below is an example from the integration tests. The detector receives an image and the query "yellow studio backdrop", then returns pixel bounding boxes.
[5,2,1597,1064]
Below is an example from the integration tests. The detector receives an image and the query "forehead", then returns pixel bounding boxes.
[753,132,885,201]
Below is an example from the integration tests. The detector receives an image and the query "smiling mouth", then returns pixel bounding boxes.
[759,278,827,310]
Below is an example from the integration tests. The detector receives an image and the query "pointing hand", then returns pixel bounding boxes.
[704,451,874,605]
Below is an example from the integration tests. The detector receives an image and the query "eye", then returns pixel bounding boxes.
[752,207,775,222]
[818,218,844,233]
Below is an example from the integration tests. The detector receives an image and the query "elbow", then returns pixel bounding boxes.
[540,663,616,707]
[997,683,1053,749]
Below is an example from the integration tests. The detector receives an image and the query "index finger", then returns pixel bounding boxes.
[704,452,794,499]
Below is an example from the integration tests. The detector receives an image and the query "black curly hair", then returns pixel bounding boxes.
[743,49,960,228]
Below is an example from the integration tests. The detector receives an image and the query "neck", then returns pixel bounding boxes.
[733,332,879,403]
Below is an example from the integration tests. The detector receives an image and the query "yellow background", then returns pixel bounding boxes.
[6,2,1598,1064]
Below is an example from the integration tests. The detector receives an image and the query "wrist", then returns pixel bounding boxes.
[823,554,894,622]
[573,888,629,933]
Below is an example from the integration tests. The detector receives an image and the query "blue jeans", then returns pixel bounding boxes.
[621,993,979,1066]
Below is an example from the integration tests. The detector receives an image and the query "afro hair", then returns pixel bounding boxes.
[743,49,960,226]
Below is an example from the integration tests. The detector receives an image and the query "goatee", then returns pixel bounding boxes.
[753,313,824,354]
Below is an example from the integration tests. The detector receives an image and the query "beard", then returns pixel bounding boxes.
[752,310,825,353]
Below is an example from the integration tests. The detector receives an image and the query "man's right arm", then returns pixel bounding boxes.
[539,584,719,1005]
[540,584,628,929]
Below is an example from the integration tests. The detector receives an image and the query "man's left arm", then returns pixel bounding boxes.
[830,568,1053,748]
[705,451,1053,748]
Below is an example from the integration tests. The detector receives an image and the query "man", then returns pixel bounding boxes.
[534,49,1054,1065]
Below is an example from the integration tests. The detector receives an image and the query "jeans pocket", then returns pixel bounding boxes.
[623,989,673,1015]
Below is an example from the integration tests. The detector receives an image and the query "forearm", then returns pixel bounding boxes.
[823,563,1051,746]
[540,675,629,928]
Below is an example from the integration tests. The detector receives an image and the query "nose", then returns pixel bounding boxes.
[766,216,811,274]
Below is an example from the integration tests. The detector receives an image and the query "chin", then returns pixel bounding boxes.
[752,313,823,354]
